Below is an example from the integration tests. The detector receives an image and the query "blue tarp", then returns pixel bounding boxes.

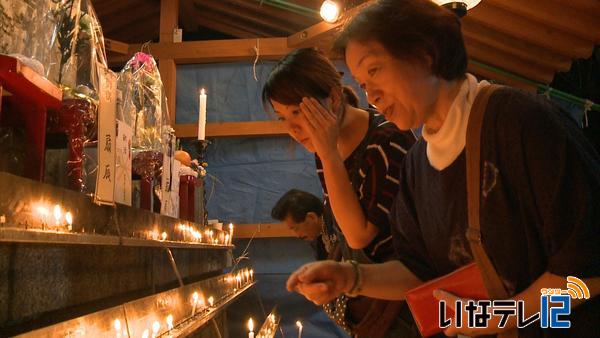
[176,61,363,338]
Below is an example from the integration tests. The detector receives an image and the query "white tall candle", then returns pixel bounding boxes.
[248,318,254,338]
[296,321,303,338]
[198,88,207,140]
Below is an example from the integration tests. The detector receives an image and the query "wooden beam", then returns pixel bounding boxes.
[159,0,179,127]
[466,3,593,59]
[224,0,316,29]
[287,1,375,48]
[466,41,555,83]
[113,38,292,65]
[544,0,600,19]
[159,60,177,126]
[200,0,296,35]
[485,0,600,43]
[174,121,288,138]
[195,10,267,38]
[160,0,179,43]
[462,20,572,72]
[104,38,130,55]
[234,223,296,238]
[467,61,538,93]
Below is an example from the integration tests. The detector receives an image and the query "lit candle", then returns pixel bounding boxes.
[114,319,122,337]
[152,321,160,337]
[236,274,242,289]
[161,231,167,241]
[65,212,73,231]
[296,321,303,338]
[142,329,149,338]
[192,291,199,315]
[250,269,254,282]
[53,204,62,227]
[208,296,214,307]
[248,318,255,338]
[198,88,207,140]
[36,205,49,227]
[229,223,234,244]
[166,314,174,330]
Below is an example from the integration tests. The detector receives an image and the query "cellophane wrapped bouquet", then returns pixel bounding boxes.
[118,52,169,183]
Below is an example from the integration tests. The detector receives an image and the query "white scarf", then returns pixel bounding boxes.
[422,74,490,171]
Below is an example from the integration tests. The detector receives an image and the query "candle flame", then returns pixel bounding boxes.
[36,205,49,217]
[208,296,214,306]
[229,223,234,231]
[166,314,174,329]
[192,291,199,303]
[248,318,254,332]
[161,231,167,241]
[296,321,303,329]
[114,319,121,331]
[200,88,206,95]
[152,321,160,334]
[53,204,62,222]
[65,212,73,225]
[142,329,149,338]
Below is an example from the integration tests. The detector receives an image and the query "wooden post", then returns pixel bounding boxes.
[159,0,179,126]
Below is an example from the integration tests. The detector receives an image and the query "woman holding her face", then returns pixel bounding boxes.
[263,48,418,337]
[286,1,600,337]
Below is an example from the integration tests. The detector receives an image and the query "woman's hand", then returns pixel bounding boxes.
[299,97,341,160]
[287,260,354,305]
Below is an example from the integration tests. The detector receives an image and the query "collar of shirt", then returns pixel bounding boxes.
[422,73,490,171]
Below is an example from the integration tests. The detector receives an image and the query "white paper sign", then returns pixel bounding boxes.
[160,130,179,217]
[94,68,117,206]
[115,119,132,206]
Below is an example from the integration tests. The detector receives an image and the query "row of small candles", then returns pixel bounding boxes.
[25,202,235,246]
[34,204,74,231]
[246,315,294,338]
[108,269,253,337]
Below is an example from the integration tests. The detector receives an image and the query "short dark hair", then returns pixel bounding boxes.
[333,0,467,81]
[271,189,323,223]
[262,48,342,107]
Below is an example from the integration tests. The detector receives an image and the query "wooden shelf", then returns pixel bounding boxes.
[17,272,256,337]
[169,282,256,337]
[0,227,233,250]
[174,121,288,138]
[0,55,62,109]
[235,223,295,239]
[0,172,232,249]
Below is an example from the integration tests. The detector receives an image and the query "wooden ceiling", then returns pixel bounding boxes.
[92,0,600,88]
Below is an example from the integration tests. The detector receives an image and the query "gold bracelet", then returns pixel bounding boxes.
[345,260,363,298]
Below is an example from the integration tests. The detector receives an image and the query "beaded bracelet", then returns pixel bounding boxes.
[345,260,363,298]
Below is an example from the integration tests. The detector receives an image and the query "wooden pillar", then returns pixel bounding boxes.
[159,0,179,126]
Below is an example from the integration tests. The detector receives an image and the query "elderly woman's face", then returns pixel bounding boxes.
[345,39,439,130]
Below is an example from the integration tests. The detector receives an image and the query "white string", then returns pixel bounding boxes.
[253,38,260,82]
[582,99,593,128]
[543,86,552,100]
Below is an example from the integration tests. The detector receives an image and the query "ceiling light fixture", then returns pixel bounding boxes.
[432,0,482,17]
[320,0,343,23]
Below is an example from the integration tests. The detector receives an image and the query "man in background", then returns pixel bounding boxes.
[271,189,331,260]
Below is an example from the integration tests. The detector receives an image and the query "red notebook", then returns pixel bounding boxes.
[405,263,489,337]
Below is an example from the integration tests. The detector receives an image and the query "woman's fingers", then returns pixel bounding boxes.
[286,264,309,292]
[299,100,325,131]
[297,282,335,305]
